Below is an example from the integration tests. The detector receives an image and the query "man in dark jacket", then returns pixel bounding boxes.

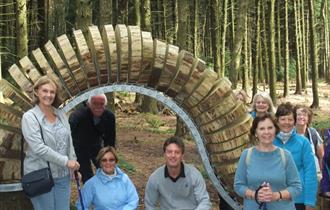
[69,94,116,183]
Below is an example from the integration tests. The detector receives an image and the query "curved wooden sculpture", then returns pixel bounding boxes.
[0,24,252,209]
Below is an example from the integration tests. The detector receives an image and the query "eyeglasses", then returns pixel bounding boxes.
[101,158,116,163]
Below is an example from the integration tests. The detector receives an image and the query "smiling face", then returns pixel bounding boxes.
[295,108,309,126]
[278,113,295,133]
[88,95,106,117]
[164,143,184,168]
[255,118,276,146]
[100,151,117,175]
[255,96,270,114]
[35,82,57,107]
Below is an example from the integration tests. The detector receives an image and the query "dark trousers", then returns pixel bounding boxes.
[219,195,234,210]
[76,149,99,183]
[295,203,306,210]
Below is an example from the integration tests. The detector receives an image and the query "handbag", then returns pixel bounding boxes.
[21,113,54,197]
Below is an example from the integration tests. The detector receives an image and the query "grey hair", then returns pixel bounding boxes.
[251,92,275,114]
[87,94,108,105]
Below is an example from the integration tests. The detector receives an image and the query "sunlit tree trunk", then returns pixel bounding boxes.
[220,0,228,78]
[283,0,289,97]
[294,0,302,94]
[16,0,28,59]
[268,0,277,105]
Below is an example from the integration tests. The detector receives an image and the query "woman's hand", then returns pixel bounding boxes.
[257,182,273,202]
[67,160,80,170]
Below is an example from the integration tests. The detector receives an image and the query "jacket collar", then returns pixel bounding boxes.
[96,167,123,184]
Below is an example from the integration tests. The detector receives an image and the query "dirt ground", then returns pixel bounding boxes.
[70,81,330,210]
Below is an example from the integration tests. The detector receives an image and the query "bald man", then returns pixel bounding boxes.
[69,94,116,183]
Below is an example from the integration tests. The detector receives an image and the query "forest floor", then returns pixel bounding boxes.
[70,81,330,210]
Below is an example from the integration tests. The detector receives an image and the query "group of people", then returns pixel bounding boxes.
[21,75,330,210]
[21,75,212,210]
[233,91,330,210]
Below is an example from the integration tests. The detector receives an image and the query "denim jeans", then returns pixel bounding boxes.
[30,175,71,210]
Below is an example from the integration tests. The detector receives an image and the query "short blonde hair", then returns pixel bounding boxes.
[33,76,62,107]
[96,146,118,167]
[251,92,275,114]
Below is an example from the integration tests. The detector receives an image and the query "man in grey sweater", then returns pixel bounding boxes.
[144,136,211,210]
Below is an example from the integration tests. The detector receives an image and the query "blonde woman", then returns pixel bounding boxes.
[250,92,275,118]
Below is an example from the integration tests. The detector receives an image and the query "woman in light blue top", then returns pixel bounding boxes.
[76,146,139,210]
[234,113,301,210]
[21,76,80,210]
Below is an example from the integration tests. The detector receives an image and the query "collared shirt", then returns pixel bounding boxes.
[164,162,185,182]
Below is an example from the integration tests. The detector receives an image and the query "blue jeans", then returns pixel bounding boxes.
[30,175,71,210]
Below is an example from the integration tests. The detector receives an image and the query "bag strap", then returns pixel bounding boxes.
[278,148,287,167]
[21,112,51,178]
[245,147,254,166]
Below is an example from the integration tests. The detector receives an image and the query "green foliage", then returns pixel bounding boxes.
[312,120,330,131]
[118,156,136,173]
[145,113,164,128]
[117,91,131,97]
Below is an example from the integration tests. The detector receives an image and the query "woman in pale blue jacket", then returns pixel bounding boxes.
[76,146,139,210]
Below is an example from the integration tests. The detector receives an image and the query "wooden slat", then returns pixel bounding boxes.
[127,25,142,83]
[175,59,206,103]
[32,48,70,101]
[115,24,129,82]
[19,56,41,83]
[182,69,217,109]
[201,103,249,133]
[8,64,34,98]
[166,51,196,97]
[206,133,250,153]
[73,29,98,87]
[101,24,117,83]
[0,80,32,111]
[209,144,246,163]
[139,31,154,84]
[195,94,237,125]
[204,114,253,144]
[88,26,108,84]
[44,41,79,96]
[31,48,53,75]
[0,124,21,134]
[156,44,179,92]
[57,34,88,91]
[148,39,167,87]
[0,102,23,126]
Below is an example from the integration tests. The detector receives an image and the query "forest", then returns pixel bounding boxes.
[1,0,330,109]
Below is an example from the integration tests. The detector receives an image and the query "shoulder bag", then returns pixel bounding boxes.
[21,113,54,197]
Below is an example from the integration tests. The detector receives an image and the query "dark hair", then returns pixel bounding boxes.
[250,113,279,137]
[275,102,295,122]
[294,104,313,126]
[163,136,185,154]
[96,146,118,167]
[33,76,62,107]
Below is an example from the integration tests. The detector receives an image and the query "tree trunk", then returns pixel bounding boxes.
[210,0,221,75]
[16,0,28,60]
[283,0,289,97]
[294,0,302,94]
[229,0,248,88]
[220,0,228,78]
[75,0,92,33]
[268,0,277,105]
[308,0,319,108]
[98,0,112,26]
[252,0,261,97]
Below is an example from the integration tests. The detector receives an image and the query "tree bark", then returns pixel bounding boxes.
[268,0,277,105]
[16,0,28,60]
[308,0,319,108]
[229,0,249,88]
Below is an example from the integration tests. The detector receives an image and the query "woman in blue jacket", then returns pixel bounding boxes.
[273,102,318,210]
[76,146,139,210]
